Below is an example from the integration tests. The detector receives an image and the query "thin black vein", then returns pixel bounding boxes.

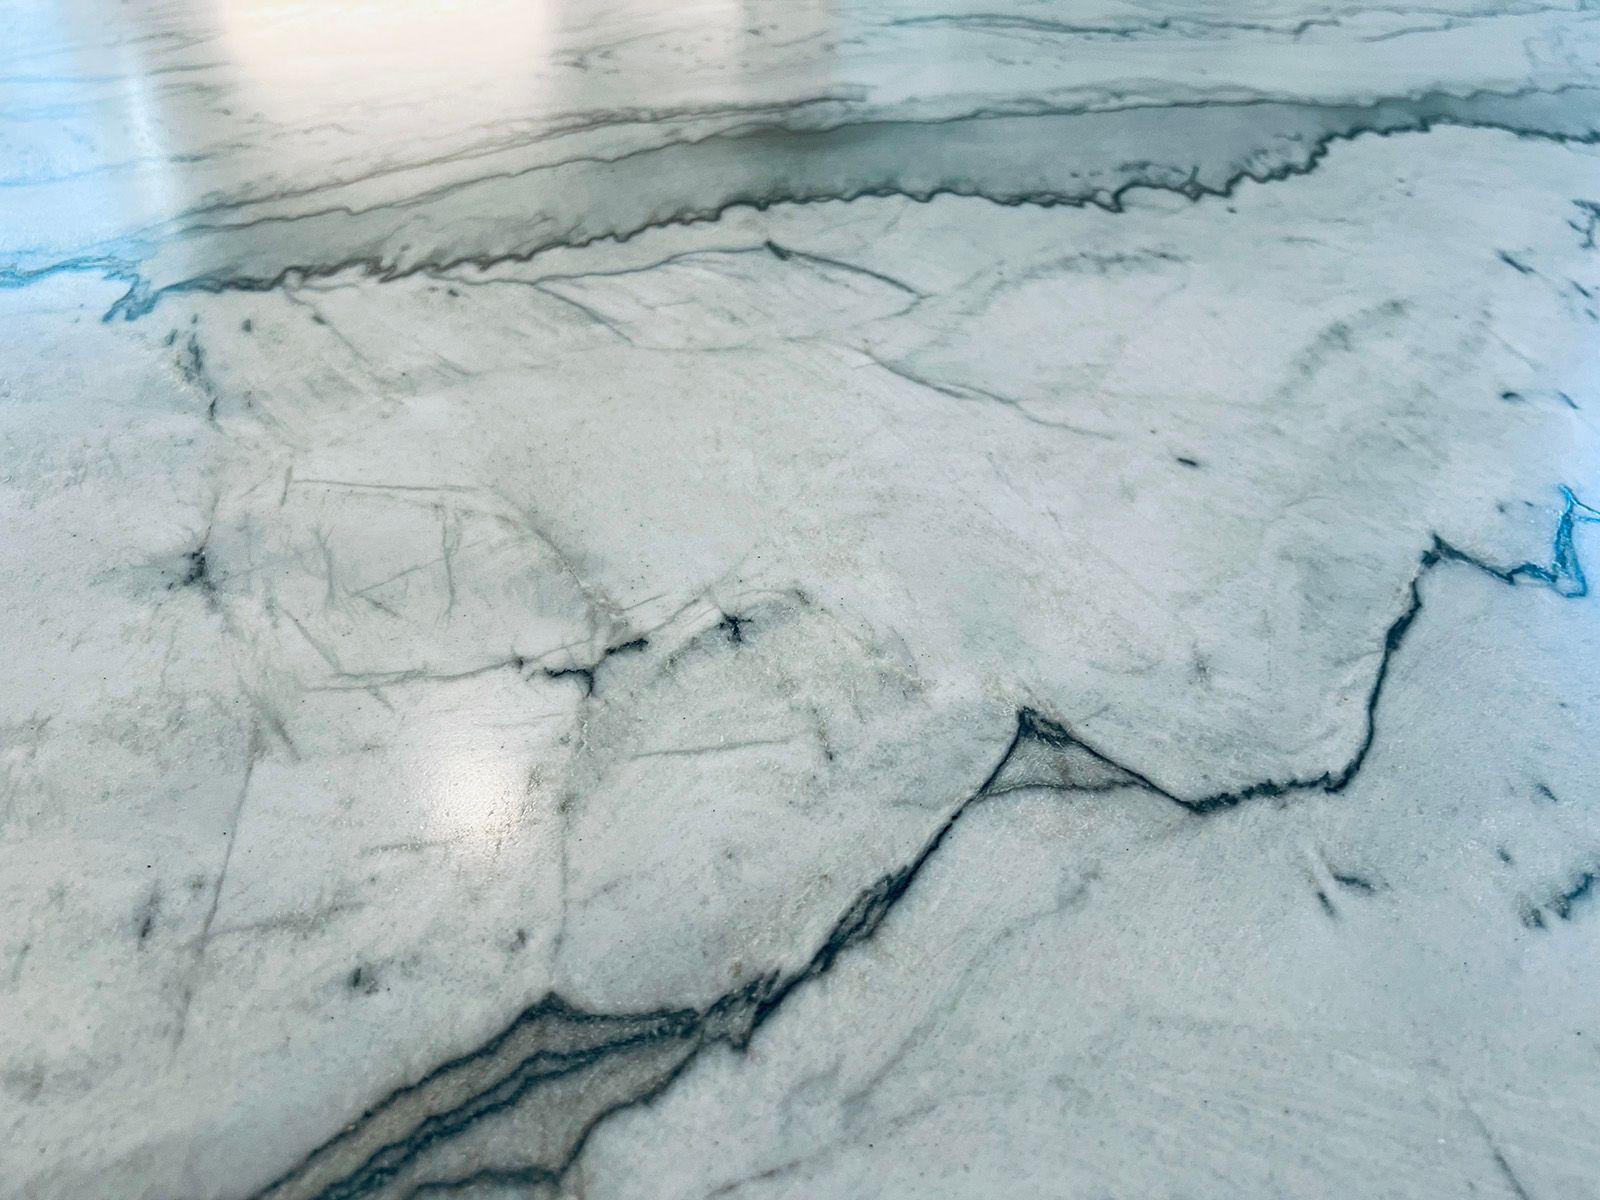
[244,485,1595,1200]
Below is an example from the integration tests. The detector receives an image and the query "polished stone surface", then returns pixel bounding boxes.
[4,2,1600,1197]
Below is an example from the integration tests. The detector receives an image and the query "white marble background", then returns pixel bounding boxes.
[2,2,1599,1198]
